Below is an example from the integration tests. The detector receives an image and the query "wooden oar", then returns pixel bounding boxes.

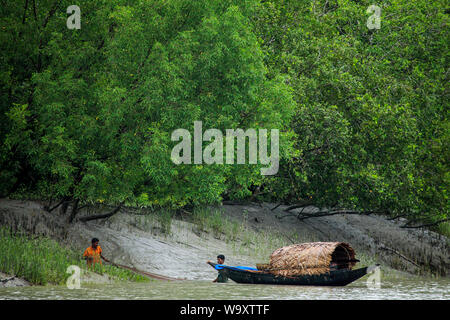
[107,260,183,281]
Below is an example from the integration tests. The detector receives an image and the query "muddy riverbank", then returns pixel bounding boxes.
[0,270,114,288]
[0,272,30,288]
[0,199,448,280]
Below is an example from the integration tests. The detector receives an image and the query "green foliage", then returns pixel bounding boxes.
[0,0,447,227]
[0,227,78,285]
[0,0,294,208]
[253,0,448,224]
[157,209,175,235]
[433,221,450,238]
[90,263,148,282]
[0,227,147,285]
[192,207,224,234]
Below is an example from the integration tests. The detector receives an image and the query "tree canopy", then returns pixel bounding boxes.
[0,0,448,226]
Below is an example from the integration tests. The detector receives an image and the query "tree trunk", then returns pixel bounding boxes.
[78,202,124,222]
[68,199,80,223]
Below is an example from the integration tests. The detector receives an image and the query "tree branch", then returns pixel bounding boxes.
[400,218,450,229]
[42,0,60,29]
[222,200,250,205]
[45,198,67,213]
[32,0,37,22]
[22,0,29,24]
[271,203,282,211]
[296,210,377,221]
[78,202,124,222]
[68,199,80,223]
[284,202,313,212]
[378,245,420,268]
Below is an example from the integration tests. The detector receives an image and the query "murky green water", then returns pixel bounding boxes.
[0,276,448,300]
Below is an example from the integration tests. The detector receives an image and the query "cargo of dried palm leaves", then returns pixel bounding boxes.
[256,242,359,276]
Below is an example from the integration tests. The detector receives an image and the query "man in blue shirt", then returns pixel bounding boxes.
[208,254,228,283]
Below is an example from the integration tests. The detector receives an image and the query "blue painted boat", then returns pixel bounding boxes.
[208,262,377,286]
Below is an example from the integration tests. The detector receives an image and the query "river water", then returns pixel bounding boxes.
[1,204,448,300]
[0,276,448,300]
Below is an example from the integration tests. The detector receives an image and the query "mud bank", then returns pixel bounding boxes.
[0,199,448,279]
[0,271,112,288]
[0,272,30,288]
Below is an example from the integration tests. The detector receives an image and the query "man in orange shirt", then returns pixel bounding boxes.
[83,238,109,268]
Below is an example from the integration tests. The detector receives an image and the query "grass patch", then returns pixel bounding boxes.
[192,208,225,234]
[90,263,148,282]
[433,221,450,238]
[189,207,294,260]
[130,209,174,236]
[157,209,174,235]
[0,227,148,285]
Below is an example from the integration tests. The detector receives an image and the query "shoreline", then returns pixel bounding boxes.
[0,198,448,285]
[0,269,134,288]
[0,272,30,288]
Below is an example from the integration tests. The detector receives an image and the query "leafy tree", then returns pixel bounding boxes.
[0,0,447,228]
[253,0,448,225]
[0,0,294,218]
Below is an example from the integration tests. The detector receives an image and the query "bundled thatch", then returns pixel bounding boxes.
[257,242,357,276]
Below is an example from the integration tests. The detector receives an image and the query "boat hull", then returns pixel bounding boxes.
[210,263,370,286]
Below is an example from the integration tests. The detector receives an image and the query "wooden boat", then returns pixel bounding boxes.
[208,242,378,286]
[208,262,376,286]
